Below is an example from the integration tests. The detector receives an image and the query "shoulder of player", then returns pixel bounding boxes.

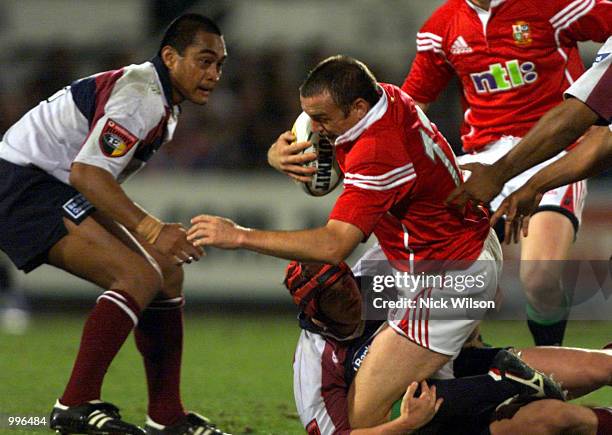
[419,0,463,41]
[348,87,415,159]
[106,62,168,117]
[344,136,412,183]
[521,0,596,27]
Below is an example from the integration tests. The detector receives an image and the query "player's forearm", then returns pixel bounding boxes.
[526,127,612,194]
[351,420,418,435]
[494,99,599,182]
[238,226,349,264]
[69,162,147,231]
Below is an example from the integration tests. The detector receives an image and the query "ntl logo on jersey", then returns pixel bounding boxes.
[470,60,537,94]
[99,118,139,157]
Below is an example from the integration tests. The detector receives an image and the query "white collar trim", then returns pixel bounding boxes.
[334,86,388,146]
[465,0,505,11]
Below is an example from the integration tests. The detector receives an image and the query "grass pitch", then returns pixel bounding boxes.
[1,315,610,434]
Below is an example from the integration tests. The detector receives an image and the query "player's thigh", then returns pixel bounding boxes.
[519,347,612,398]
[92,212,183,298]
[47,216,162,307]
[348,326,449,428]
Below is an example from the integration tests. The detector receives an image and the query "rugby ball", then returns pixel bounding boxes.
[291,112,343,197]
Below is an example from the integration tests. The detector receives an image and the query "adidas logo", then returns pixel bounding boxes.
[451,36,473,54]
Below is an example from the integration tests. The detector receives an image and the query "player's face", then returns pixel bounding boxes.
[300,91,362,141]
[165,31,227,105]
[317,273,362,337]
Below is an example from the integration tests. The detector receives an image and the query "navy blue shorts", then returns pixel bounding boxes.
[0,159,95,272]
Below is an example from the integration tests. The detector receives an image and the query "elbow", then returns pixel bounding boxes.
[69,164,85,190]
[319,241,351,266]
[69,163,98,194]
[325,252,345,266]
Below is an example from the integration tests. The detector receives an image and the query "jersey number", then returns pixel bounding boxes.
[415,106,461,186]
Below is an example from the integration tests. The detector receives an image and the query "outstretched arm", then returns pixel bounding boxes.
[446,98,599,206]
[492,127,612,242]
[492,98,601,183]
[187,216,363,265]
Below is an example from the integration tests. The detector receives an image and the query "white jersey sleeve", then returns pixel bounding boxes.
[73,65,169,179]
[293,331,352,435]
[565,36,612,129]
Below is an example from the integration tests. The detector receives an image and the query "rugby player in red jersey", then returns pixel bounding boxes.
[402,0,612,346]
[189,55,505,429]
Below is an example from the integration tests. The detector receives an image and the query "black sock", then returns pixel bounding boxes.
[428,374,521,420]
[452,347,504,377]
[527,319,567,346]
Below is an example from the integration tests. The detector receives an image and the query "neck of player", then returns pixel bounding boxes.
[469,0,491,10]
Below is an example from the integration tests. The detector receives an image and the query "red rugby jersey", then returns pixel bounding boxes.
[402,0,612,152]
[329,84,490,270]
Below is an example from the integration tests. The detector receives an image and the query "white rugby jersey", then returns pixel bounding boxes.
[293,321,387,435]
[0,56,179,184]
[294,321,455,435]
[565,36,612,131]
[294,330,352,435]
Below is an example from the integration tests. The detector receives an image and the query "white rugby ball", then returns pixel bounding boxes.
[291,112,343,197]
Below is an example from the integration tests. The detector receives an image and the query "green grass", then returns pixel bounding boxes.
[0,316,610,434]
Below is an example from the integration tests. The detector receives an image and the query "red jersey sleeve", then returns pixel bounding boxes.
[329,138,416,238]
[401,8,454,104]
[539,0,612,43]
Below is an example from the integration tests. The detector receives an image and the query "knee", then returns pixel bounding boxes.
[157,258,184,298]
[580,353,612,389]
[112,258,164,299]
[519,264,561,301]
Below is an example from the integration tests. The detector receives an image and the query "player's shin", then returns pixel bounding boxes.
[135,296,186,426]
[60,290,142,406]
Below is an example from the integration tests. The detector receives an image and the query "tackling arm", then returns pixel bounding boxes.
[520,126,612,194]
[493,98,600,182]
[446,98,600,206]
[492,127,612,241]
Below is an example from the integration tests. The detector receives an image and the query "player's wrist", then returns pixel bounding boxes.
[492,158,515,186]
[136,214,165,244]
[235,226,252,248]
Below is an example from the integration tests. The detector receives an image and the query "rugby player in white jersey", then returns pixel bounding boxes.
[0,14,228,435]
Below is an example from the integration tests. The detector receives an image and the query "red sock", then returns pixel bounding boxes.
[60,290,141,406]
[593,407,612,435]
[135,297,186,425]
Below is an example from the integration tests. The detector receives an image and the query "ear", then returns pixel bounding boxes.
[161,45,179,70]
[353,98,370,119]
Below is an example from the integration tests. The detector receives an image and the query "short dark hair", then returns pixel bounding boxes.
[158,14,222,56]
[299,55,380,115]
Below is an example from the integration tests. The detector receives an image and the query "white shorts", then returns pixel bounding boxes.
[458,136,587,230]
[353,229,503,357]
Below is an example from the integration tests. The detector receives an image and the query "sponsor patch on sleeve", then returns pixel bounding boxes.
[99,118,139,158]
